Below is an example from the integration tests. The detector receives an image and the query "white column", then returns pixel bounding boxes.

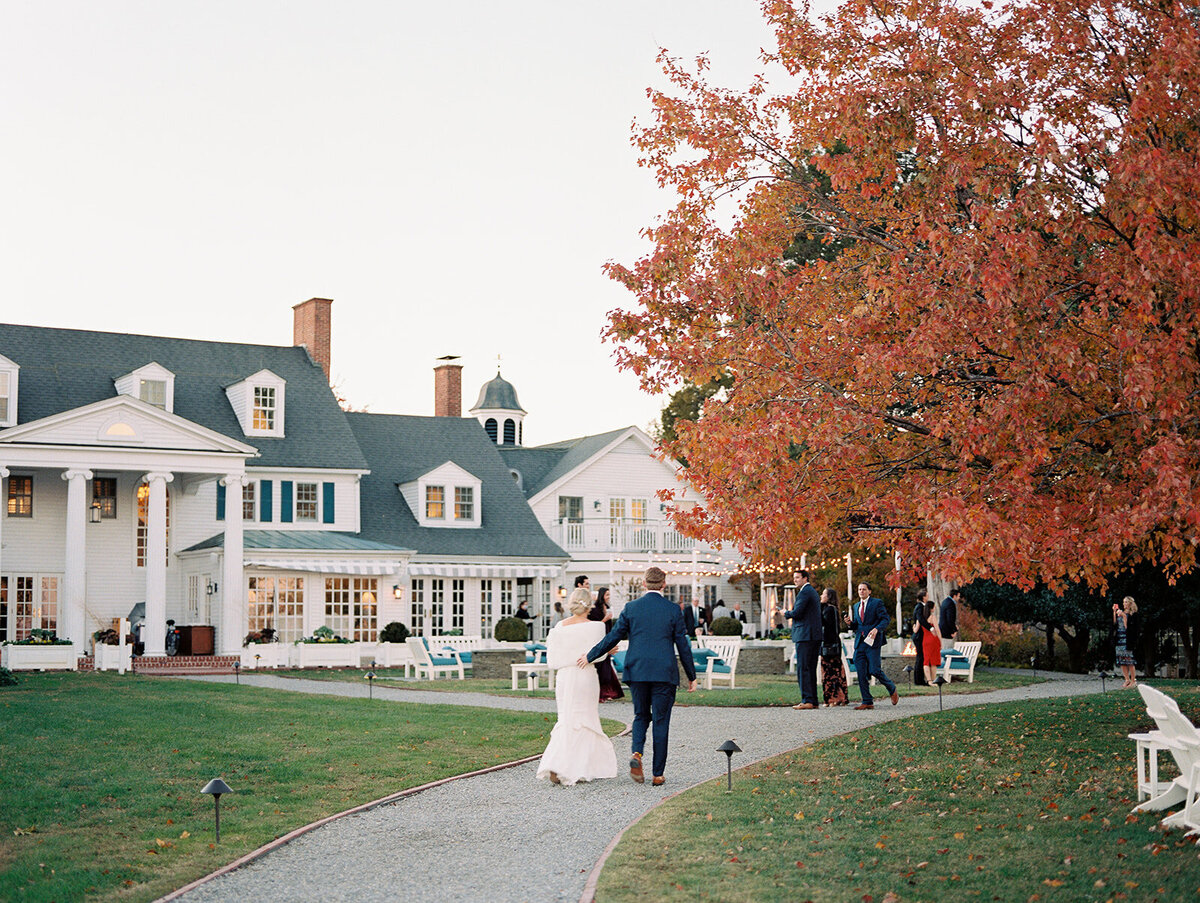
[0,467,8,609]
[690,548,699,610]
[221,474,246,654]
[846,553,853,612]
[142,472,173,656]
[62,468,93,656]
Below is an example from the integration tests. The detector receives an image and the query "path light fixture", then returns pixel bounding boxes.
[1099,671,1109,694]
[233,660,241,685]
[201,778,234,842]
[902,664,914,686]
[934,675,947,712]
[366,670,376,700]
[717,739,741,793]
[1030,655,1037,678]
[254,653,261,670]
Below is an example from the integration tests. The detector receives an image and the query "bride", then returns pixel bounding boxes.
[536,588,618,786]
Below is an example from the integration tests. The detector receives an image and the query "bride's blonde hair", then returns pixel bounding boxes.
[567,587,593,617]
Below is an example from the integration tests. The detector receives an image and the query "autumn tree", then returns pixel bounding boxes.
[606,0,1200,592]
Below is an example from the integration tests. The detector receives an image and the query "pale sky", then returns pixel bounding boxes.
[0,1,781,446]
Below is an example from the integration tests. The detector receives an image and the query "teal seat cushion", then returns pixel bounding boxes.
[429,655,457,666]
[941,649,965,660]
[612,651,625,672]
[442,647,471,663]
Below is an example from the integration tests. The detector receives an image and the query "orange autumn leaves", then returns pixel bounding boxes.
[606,0,1200,590]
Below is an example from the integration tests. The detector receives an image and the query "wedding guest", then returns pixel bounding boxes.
[590,587,623,702]
[819,587,848,706]
[1113,596,1139,688]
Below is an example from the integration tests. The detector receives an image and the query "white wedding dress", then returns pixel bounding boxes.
[536,620,618,786]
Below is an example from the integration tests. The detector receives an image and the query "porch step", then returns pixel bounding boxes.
[78,654,239,676]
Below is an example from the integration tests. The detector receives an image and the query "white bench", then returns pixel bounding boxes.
[510,662,555,691]
[697,638,741,689]
[941,641,982,682]
[426,635,483,672]
[406,638,465,680]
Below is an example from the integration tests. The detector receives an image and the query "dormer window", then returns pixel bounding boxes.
[253,386,276,430]
[115,362,175,413]
[454,487,474,520]
[425,485,445,519]
[140,379,167,409]
[225,369,286,437]
[0,353,20,427]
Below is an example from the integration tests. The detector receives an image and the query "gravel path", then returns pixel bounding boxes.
[172,672,1104,903]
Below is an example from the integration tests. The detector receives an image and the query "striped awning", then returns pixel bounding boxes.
[242,557,405,576]
[407,564,562,578]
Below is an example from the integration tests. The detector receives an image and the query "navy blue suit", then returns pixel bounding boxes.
[849,596,897,703]
[588,590,696,778]
[783,583,822,705]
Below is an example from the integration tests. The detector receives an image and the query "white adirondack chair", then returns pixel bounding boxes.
[405,637,465,680]
[697,637,741,689]
[1135,685,1200,826]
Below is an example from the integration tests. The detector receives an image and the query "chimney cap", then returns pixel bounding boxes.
[435,355,462,364]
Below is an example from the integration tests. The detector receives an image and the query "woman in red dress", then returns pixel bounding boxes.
[588,587,624,702]
[921,599,943,684]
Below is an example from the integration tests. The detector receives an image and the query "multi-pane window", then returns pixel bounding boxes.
[450,579,465,631]
[558,496,583,522]
[139,379,166,408]
[93,477,117,519]
[6,576,58,640]
[295,482,317,521]
[7,475,32,517]
[12,575,34,639]
[704,585,717,608]
[0,371,9,422]
[135,484,170,568]
[425,485,445,519]
[630,498,648,524]
[426,578,445,633]
[498,578,514,618]
[252,386,276,430]
[324,576,377,642]
[0,576,7,640]
[188,575,201,621]
[411,579,425,635]
[248,575,305,642]
[454,487,473,521]
[480,579,493,638]
[242,482,257,520]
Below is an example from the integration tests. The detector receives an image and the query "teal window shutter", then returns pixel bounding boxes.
[216,483,226,521]
[322,482,335,524]
[280,480,293,523]
[260,480,273,523]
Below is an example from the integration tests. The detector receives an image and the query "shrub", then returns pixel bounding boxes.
[243,627,277,646]
[494,617,530,642]
[710,616,743,636]
[380,621,410,644]
[0,667,17,687]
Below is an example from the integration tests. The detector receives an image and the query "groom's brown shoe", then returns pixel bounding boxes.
[652,776,665,786]
[629,752,644,784]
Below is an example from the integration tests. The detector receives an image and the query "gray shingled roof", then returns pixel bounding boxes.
[0,322,367,470]
[346,412,567,560]
[499,426,634,498]
[182,530,410,553]
[470,371,525,413]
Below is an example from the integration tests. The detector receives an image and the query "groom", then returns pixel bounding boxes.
[579,566,696,786]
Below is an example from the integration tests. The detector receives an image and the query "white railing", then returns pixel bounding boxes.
[551,518,704,554]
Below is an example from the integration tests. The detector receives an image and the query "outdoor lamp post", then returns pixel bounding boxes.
[934,675,947,711]
[254,653,261,670]
[232,660,241,685]
[718,739,741,793]
[1030,655,1037,678]
[902,664,914,686]
[201,778,234,842]
[366,670,376,699]
[1099,671,1109,693]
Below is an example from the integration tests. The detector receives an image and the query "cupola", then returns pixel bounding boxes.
[469,370,526,445]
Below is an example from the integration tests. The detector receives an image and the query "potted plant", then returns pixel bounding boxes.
[241,627,289,669]
[1,629,78,671]
[91,627,132,673]
[293,625,361,668]
[375,621,412,668]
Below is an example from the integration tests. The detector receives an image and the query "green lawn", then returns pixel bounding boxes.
[0,672,620,903]
[596,684,1200,902]
[272,667,1044,706]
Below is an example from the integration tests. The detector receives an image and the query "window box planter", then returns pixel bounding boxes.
[292,642,363,668]
[94,643,133,673]
[241,644,291,669]
[2,643,78,671]
[375,641,414,671]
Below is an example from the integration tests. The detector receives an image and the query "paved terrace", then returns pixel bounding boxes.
[170,670,1102,903]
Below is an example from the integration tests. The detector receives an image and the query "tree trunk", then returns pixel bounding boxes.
[1045,622,1057,666]
[1056,623,1090,673]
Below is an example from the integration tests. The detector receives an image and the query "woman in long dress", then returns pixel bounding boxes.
[536,588,618,786]
[921,600,943,685]
[819,588,849,706]
[589,586,624,702]
[1113,595,1139,688]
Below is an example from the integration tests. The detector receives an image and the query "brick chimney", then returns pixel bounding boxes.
[293,298,333,380]
[434,356,463,417]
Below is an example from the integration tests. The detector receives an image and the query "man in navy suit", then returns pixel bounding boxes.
[783,569,822,709]
[580,566,697,786]
[844,581,899,710]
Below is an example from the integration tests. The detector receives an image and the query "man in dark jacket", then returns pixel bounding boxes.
[783,569,823,709]
[911,588,929,686]
[939,589,962,650]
